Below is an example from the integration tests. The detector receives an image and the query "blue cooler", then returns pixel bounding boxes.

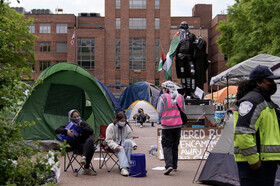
[129,153,147,177]
[214,111,226,124]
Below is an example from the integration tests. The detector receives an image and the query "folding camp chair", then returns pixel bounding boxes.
[63,140,97,173]
[97,125,120,172]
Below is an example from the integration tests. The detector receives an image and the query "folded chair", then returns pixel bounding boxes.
[98,125,120,172]
[63,144,96,173]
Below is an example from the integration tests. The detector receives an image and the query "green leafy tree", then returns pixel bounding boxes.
[0,2,60,185]
[217,0,280,66]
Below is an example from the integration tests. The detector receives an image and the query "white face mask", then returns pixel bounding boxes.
[118,121,126,127]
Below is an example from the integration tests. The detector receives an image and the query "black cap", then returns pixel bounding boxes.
[249,65,280,80]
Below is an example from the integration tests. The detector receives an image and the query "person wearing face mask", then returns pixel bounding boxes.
[105,111,137,176]
[55,109,96,176]
[234,65,280,186]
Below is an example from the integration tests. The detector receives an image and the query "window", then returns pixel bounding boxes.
[155,18,160,29]
[39,23,51,33]
[155,78,159,86]
[39,61,50,71]
[129,0,146,9]
[77,38,95,69]
[115,78,120,89]
[56,42,67,53]
[129,78,146,85]
[56,23,67,33]
[115,39,120,70]
[129,18,146,29]
[155,0,160,9]
[154,38,160,70]
[39,42,51,52]
[56,61,66,63]
[28,24,35,33]
[116,18,120,29]
[129,38,146,70]
[116,0,120,9]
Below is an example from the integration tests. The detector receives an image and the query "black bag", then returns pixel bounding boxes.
[176,103,188,125]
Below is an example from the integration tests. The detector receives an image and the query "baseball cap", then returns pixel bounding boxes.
[249,65,280,80]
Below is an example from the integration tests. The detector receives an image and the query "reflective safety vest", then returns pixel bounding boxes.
[234,91,280,164]
[161,93,184,126]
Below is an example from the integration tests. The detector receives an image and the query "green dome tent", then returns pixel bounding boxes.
[15,63,115,141]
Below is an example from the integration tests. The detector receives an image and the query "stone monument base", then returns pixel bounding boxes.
[184,99,214,127]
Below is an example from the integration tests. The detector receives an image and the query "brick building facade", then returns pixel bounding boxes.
[12,1,228,96]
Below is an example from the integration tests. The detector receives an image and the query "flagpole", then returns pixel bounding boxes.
[74,27,77,64]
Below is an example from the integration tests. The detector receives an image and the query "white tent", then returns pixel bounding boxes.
[209,53,280,105]
[125,100,159,123]
[210,53,280,86]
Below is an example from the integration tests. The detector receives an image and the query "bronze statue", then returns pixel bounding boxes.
[174,21,209,98]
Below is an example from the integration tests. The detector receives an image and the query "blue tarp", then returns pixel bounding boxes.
[95,78,123,114]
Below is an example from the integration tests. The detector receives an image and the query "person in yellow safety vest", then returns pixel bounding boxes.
[157,80,185,175]
[234,65,280,186]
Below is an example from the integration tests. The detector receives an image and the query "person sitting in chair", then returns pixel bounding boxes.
[133,108,150,128]
[55,109,96,176]
[105,111,137,176]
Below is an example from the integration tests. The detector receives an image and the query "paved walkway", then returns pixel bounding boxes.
[58,122,207,186]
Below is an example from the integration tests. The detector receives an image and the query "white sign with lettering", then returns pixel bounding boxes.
[157,128,222,160]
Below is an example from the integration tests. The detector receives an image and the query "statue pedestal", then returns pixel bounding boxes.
[184,99,214,127]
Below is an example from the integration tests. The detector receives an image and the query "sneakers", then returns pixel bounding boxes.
[140,124,143,128]
[79,168,97,176]
[80,156,86,165]
[164,167,173,175]
[121,168,129,176]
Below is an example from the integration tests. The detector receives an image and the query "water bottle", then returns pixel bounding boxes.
[151,122,154,127]
[74,168,78,177]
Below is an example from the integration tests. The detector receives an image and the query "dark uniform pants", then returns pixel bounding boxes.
[237,161,277,186]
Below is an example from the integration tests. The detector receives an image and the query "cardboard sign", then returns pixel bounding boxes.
[157,128,222,160]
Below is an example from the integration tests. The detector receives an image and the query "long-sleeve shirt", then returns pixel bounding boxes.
[55,121,93,148]
[105,123,136,150]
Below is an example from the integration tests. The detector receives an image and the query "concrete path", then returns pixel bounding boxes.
[58,122,207,186]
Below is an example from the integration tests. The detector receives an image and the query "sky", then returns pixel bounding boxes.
[8,0,236,18]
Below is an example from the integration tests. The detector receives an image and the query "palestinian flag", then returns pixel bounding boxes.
[163,32,180,80]
[157,51,166,71]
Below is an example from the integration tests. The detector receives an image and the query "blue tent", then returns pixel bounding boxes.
[118,81,160,110]
[95,78,123,114]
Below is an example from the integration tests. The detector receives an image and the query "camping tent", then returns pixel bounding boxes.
[125,100,159,123]
[210,53,280,86]
[94,77,123,114]
[205,86,238,103]
[118,81,161,110]
[15,63,115,140]
[197,116,280,186]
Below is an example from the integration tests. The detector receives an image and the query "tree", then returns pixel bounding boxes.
[0,2,36,68]
[0,2,59,185]
[217,0,280,66]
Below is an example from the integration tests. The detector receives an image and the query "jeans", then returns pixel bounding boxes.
[237,161,277,186]
[161,128,181,169]
[116,139,133,169]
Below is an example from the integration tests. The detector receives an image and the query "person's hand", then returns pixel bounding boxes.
[115,146,122,151]
[67,130,74,137]
[133,145,137,150]
[250,160,261,170]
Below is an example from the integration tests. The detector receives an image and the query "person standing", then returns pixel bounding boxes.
[157,81,185,175]
[105,112,137,176]
[55,109,96,175]
[234,65,280,186]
